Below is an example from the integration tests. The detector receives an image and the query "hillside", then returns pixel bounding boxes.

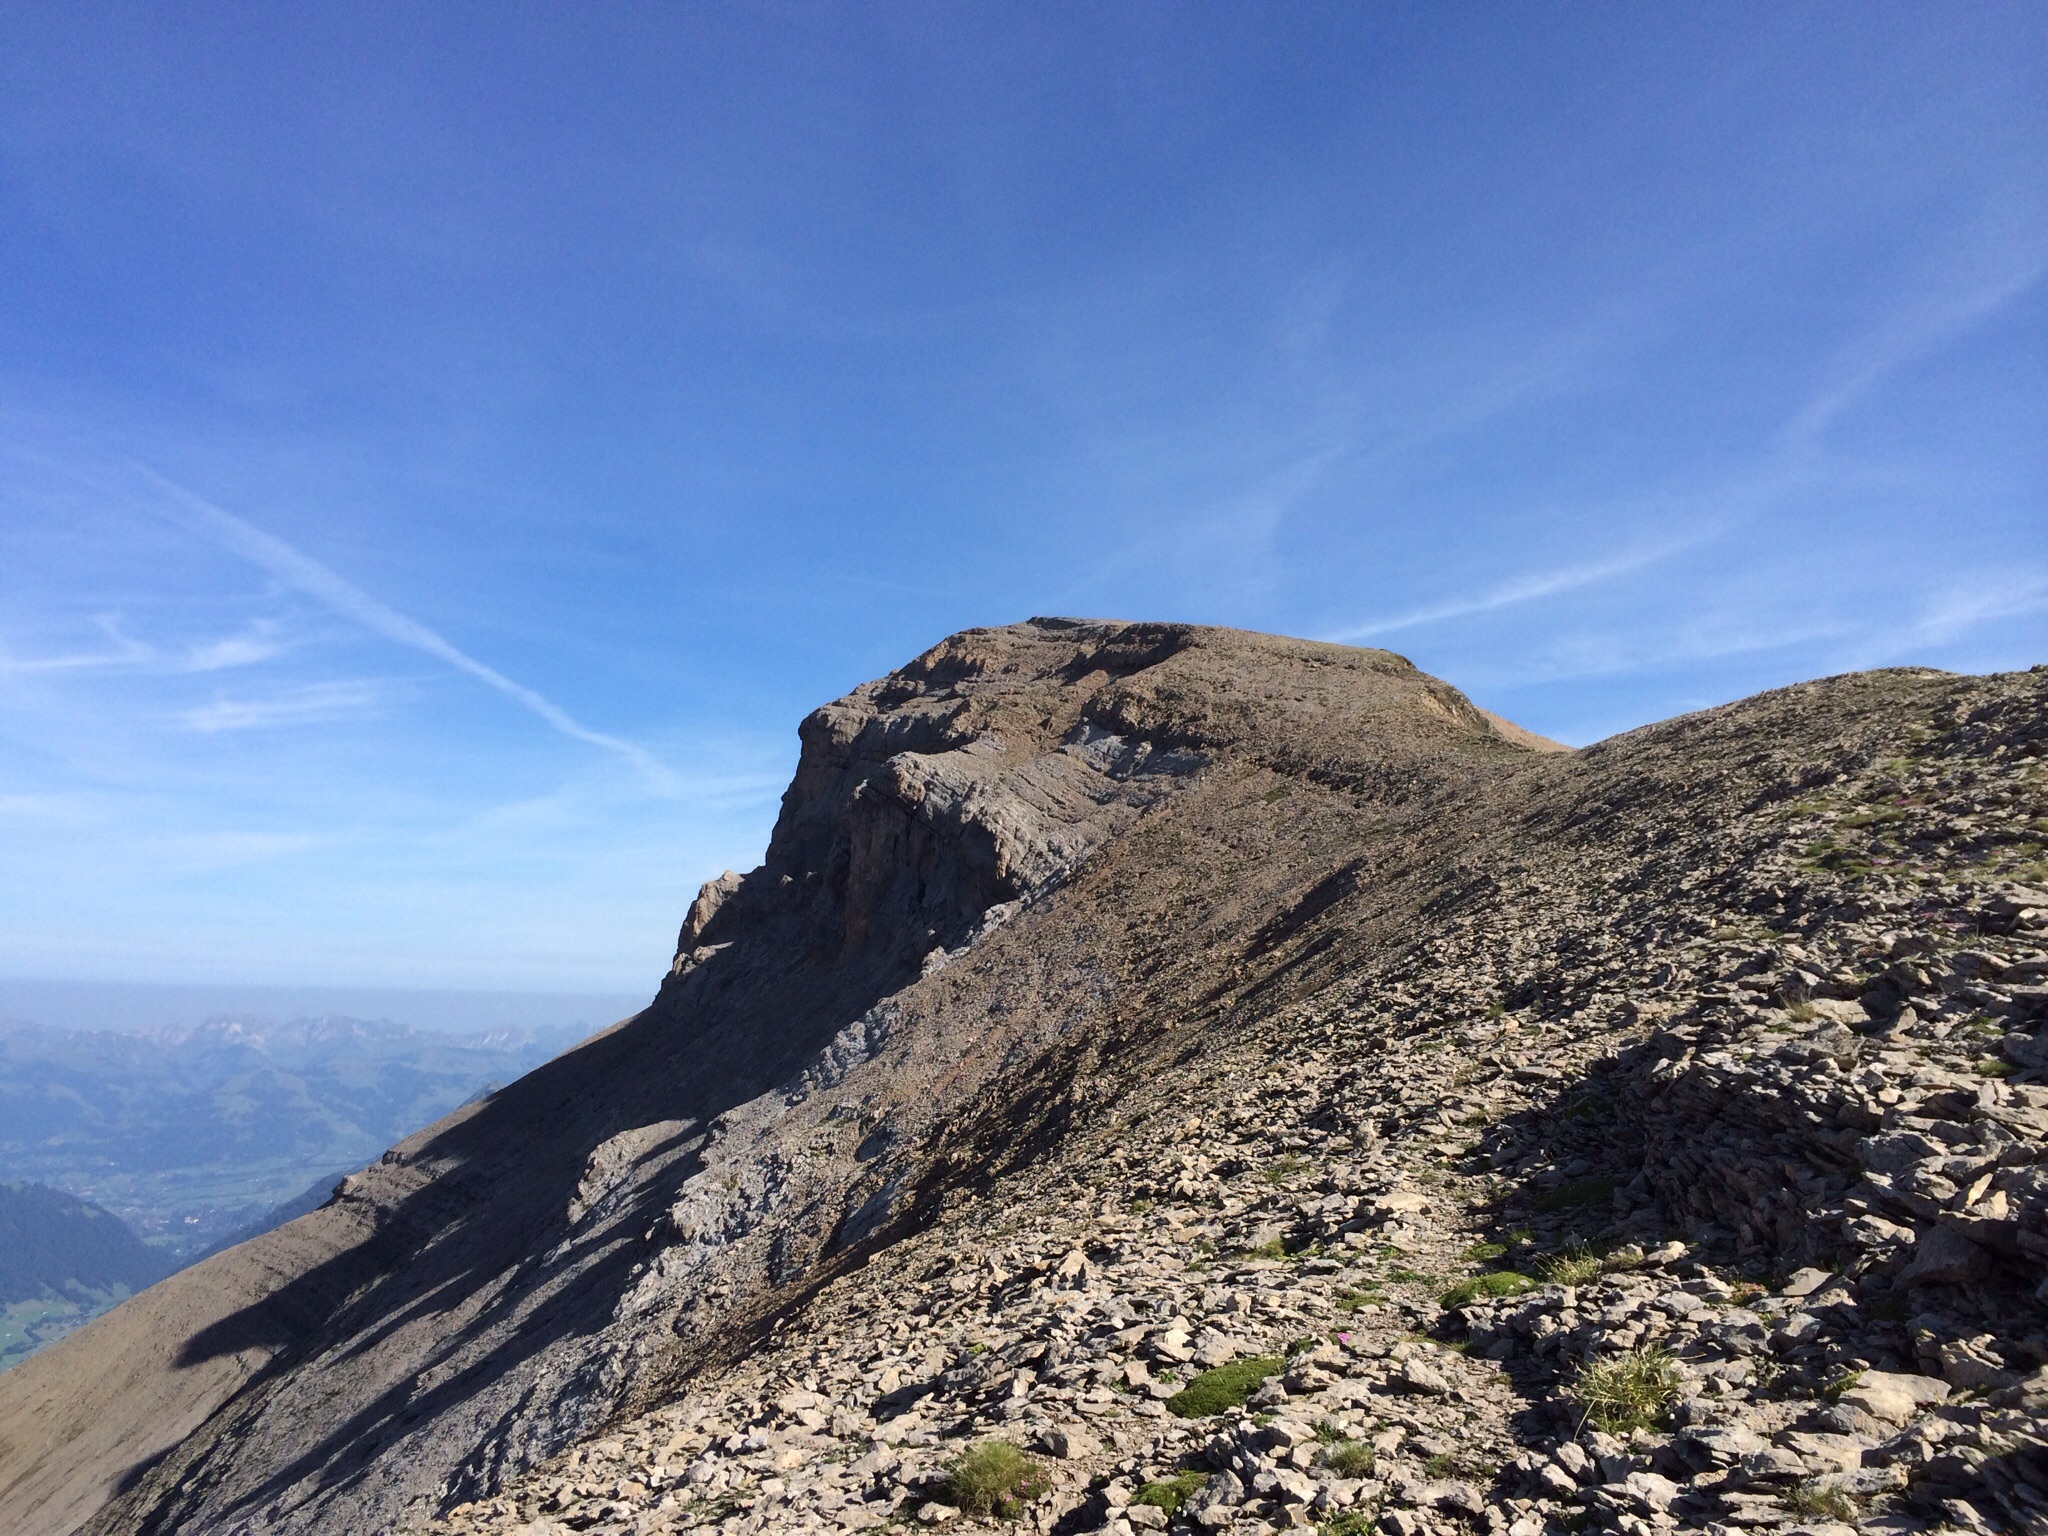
[0,1013,590,1259]
[0,620,2041,1536]
[0,1184,168,1369]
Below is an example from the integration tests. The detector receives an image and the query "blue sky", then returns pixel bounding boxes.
[1,5,2042,992]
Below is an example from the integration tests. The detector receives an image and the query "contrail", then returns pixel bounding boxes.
[138,468,678,790]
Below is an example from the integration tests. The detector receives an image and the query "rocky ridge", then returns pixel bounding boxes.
[419,660,2048,1536]
[0,621,1540,1536]
[3,624,2043,1536]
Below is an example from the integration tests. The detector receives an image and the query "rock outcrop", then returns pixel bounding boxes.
[3,622,2042,1536]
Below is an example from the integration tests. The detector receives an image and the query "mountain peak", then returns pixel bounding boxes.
[4,627,2040,1536]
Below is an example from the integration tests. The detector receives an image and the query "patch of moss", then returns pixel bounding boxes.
[1164,1356,1285,1418]
[1439,1270,1536,1309]
[1133,1472,1205,1514]
[1536,1177,1615,1211]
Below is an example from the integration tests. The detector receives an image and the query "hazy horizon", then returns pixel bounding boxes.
[0,976,647,1037]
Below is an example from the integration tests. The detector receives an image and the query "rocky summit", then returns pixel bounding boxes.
[2,621,2044,1536]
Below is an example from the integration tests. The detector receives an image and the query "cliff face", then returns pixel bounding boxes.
[674,621,1219,985]
[0,621,1549,1536]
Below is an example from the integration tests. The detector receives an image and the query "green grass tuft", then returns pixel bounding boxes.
[1322,1440,1376,1477]
[1538,1249,1604,1286]
[1569,1347,1682,1434]
[1821,1368,1864,1401]
[943,1440,1049,1519]
[1164,1356,1284,1418]
[1785,1481,1859,1521]
[1459,1241,1508,1262]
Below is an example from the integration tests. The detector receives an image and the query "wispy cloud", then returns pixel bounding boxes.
[1441,565,2046,696]
[180,620,288,673]
[0,790,89,820]
[1848,570,2048,665]
[1324,237,2046,663]
[0,615,153,674]
[1783,243,2048,449]
[176,679,384,733]
[135,469,679,791]
[0,615,287,677]
[1475,620,1860,690]
[1322,540,1697,645]
[1053,435,1352,610]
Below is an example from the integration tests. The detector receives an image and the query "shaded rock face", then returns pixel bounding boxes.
[0,620,1541,1536]
[677,620,1211,982]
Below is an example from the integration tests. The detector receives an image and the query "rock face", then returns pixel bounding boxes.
[3,622,2044,1536]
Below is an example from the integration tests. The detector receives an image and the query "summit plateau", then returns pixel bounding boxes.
[1,619,2043,1536]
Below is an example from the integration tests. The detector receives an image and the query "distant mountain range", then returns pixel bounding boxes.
[0,1012,593,1273]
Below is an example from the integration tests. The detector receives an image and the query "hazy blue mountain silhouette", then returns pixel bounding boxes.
[0,1183,167,1304]
[0,1013,588,1259]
